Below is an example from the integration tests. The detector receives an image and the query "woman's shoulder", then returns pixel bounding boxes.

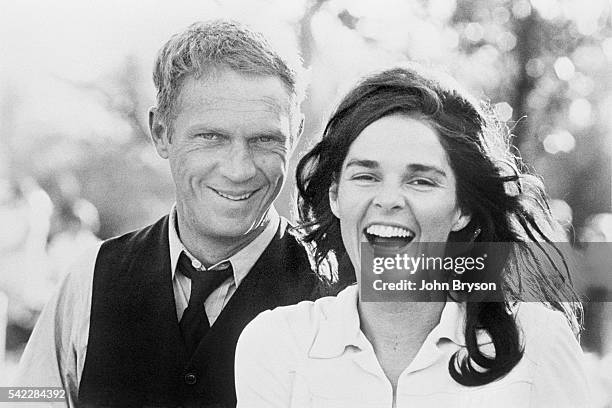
[239,290,348,352]
[514,302,576,344]
[514,302,580,360]
[513,302,591,404]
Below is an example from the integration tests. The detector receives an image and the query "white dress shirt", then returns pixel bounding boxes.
[14,205,280,407]
[235,284,592,408]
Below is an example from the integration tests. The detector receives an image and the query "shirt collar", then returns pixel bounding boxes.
[309,284,363,358]
[167,203,280,287]
[308,285,468,359]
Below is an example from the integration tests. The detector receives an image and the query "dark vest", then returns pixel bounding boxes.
[78,215,317,407]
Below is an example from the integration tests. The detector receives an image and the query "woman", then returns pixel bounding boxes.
[235,65,590,407]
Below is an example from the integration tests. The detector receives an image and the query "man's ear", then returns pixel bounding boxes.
[329,179,340,219]
[149,107,170,159]
[296,115,305,139]
[451,209,471,232]
[289,114,305,154]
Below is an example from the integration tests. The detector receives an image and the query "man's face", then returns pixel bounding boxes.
[152,69,296,247]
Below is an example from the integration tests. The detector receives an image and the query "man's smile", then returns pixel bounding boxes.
[209,187,260,201]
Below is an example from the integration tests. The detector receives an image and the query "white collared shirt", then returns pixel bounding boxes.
[14,205,280,407]
[168,205,279,322]
[236,285,592,408]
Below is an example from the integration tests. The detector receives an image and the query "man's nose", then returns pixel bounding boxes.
[220,142,257,183]
[372,182,406,211]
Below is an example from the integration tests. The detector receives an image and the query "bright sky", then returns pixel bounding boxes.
[0,0,304,137]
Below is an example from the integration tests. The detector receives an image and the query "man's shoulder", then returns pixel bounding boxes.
[271,217,313,269]
[276,217,302,244]
[101,214,169,250]
[62,241,103,287]
[85,215,172,292]
[46,240,102,324]
[53,215,167,303]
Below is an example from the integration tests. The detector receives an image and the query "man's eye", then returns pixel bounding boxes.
[198,133,220,140]
[257,136,274,143]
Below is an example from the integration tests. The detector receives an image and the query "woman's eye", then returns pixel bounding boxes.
[409,178,436,187]
[352,174,378,182]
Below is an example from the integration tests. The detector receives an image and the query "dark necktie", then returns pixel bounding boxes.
[178,252,233,356]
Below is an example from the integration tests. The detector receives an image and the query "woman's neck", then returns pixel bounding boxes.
[357,300,445,390]
[358,301,445,348]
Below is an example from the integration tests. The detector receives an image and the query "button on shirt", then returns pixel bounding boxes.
[14,205,280,407]
[235,285,592,408]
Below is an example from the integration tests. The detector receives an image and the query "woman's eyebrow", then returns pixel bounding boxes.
[345,158,379,169]
[344,159,447,177]
[406,163,447,177]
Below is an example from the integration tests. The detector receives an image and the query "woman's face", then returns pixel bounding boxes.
[329,114,470,274]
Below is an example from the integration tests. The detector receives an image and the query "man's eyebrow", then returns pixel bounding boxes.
[407,164,447,177]
[344,159,379,169]
[251,130,287,140]
[186,126,229,135]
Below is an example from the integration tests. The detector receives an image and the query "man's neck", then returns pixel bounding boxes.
[175,213,269,267]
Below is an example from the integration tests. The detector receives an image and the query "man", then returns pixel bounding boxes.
[16,20,317,407]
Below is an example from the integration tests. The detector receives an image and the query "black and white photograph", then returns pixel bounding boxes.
[1,0,611,406]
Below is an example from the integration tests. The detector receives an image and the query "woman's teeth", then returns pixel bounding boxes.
[366,225,413,238]
[364,224,415,250]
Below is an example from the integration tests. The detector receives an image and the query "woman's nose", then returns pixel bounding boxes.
[372,182,406,211]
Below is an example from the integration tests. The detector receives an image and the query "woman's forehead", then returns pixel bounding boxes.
[344,115,452,173]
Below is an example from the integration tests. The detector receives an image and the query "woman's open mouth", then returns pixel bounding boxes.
[364,224,415,251]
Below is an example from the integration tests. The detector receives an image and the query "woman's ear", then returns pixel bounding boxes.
[451,210,471,232]
[329,180,340,219]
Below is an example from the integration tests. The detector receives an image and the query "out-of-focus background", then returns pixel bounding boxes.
[1,0,611,403]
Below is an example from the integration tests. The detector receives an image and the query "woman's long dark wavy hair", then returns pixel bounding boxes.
[294,65,581,386]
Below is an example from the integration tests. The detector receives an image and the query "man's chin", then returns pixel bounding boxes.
[205,218,262,240]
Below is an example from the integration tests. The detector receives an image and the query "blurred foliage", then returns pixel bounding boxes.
[1,0,612,385]
[1,0,611,239]
[2,55,173,240]
[284,0,612,232]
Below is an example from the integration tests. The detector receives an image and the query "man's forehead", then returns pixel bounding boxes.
[176,71,294,114]
[182,95,289,115]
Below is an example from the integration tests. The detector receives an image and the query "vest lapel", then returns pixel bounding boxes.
[80,216,316,407]
[186,221,302,405]
[128,217,189,396]
[80,215,189,406]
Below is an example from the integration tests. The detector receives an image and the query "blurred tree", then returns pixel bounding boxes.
[12,56,174,240]
[11,0,611,241]
[291,0,612,231]
[298,0,330,67]
[0,84,21,181]
[62,56,151,143]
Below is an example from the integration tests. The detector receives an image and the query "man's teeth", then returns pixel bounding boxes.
[366,225,413,238]
[216,190,253,201]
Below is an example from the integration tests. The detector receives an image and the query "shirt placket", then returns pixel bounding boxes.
[351,332,394,406]
[395,335,447,405]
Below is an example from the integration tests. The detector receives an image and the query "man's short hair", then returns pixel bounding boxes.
[153,20,304,134]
